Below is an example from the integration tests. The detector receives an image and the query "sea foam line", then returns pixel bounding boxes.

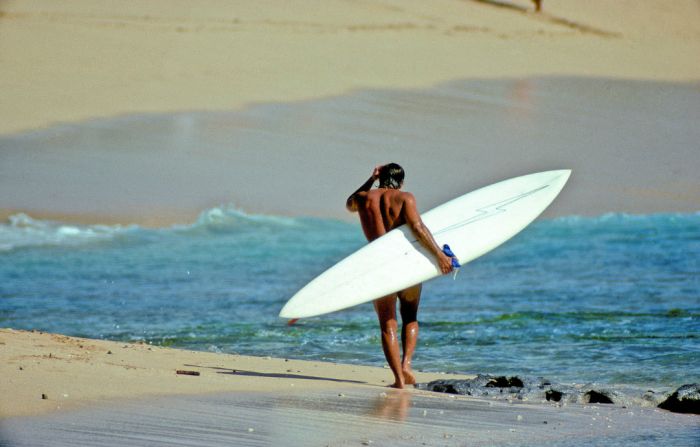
[0,206,307,252]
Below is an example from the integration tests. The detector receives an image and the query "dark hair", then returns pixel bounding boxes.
[379,163,405,189]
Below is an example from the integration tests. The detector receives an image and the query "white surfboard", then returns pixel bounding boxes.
[279,170,571,319]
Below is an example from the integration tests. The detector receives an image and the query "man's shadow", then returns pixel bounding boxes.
[184,364,367,385]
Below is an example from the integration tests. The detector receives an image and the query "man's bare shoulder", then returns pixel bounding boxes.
[397,190,416,204]
[353,190,372,201]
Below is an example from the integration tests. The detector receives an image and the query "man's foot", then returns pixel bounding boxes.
[389,381,405,389]
[402,368,416,385]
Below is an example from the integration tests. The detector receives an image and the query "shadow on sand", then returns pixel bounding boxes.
[184,364,367,385]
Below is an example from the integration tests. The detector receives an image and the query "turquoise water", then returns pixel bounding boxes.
[1,209,698,389]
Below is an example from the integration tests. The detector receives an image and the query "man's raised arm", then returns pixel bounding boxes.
[402,193,454,274]
[346,165,381,212]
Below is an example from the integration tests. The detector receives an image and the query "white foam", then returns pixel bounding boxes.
[190,205,299,228]
[0,213,135,252]
[0,205,342,252]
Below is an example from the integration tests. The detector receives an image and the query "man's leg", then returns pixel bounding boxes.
[373,294,404,388]
[398,284,422,385]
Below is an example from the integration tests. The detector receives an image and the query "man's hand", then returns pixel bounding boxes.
[437,252,454,275]
[372,165,383,181]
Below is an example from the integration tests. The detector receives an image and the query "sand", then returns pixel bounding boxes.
[2,329,697,447]
[1,0,699,135]
[0,328,470,418]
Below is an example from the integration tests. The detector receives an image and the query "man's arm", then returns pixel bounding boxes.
[402,193,453,274]
[346,165,381,212]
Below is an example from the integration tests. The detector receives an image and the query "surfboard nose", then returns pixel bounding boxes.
[548,169,572,193]
[559,169,572,179]
[555,169,572,181]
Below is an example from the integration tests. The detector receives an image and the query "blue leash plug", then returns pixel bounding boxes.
[442,244,461,279]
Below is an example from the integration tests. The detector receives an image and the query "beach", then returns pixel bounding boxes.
[1,1,699,445]
[2,329,698,446]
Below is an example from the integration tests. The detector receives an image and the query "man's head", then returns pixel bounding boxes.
[378,163,405,189]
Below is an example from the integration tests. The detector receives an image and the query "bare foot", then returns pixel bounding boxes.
[402,369,416,385]
[389,381,405,389]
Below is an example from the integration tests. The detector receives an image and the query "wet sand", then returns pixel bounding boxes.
[3,389,699,447]
[1,77,699,225]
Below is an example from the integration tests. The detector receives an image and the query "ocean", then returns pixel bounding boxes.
[1,208,698,392]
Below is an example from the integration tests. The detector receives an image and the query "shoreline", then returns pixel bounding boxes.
[0,327,692,418]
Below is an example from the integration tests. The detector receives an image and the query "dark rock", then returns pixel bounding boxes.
[658,384,700,414]
[486,376,524,388]
[426,381,461,395]
[545,390,563,402]
[583,390,615,404]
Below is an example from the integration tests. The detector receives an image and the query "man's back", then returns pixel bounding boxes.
[345,163,451,273]
[355,188,414,242]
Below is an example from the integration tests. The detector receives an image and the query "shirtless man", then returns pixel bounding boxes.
[346,163,454,388]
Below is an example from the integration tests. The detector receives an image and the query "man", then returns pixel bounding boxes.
[346,163,454,388]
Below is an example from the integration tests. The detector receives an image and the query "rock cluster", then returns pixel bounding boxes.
[417,374,613,404]
[417,375,700,414]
